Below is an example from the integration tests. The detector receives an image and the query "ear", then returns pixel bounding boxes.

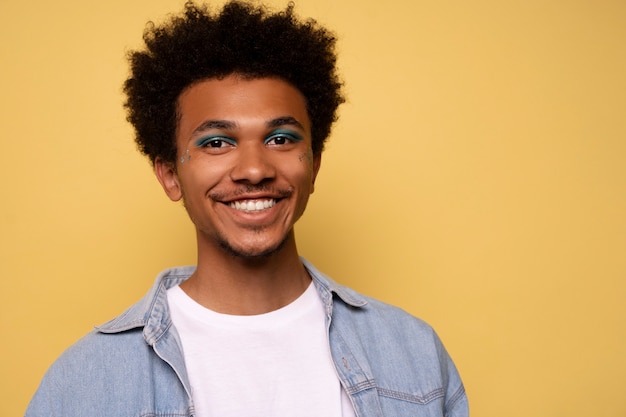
[310,153,322,194]
[154,157,183,202]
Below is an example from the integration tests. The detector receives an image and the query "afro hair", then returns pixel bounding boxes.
[123,0,344,164]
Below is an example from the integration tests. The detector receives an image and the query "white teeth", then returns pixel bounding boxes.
[230,199,276,212]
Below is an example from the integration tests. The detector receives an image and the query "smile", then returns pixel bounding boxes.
[229,199,276,212]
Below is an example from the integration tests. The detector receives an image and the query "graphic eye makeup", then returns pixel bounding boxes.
[264,129,304,146]
[194,135,237,149]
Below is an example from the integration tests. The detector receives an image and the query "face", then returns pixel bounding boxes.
[155,75,321,259]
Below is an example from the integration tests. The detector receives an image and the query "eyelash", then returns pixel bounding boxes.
[264,131,303,146]
[195,136,236,148]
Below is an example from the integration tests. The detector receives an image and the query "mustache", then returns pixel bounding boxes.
[209,184,293,201]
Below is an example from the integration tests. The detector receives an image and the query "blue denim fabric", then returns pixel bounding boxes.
[26,258,468,417]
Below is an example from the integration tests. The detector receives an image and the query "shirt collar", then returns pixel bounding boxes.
[301,257,368,308]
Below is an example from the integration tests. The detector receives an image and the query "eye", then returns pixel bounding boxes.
[264,129,304,147]
[204,139,231,148]
[265,135,290,146]
[194,136,237,153]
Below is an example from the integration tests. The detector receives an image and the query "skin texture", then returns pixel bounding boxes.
[155,75,320,315]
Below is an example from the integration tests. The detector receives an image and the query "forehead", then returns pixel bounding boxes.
[176,75,310,137]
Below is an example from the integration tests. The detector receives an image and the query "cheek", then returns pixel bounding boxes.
[178,158,226,193]
[178,149,192,164]
[297,149,314,167]
[291,161,317,195]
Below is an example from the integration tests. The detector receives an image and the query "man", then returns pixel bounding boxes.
[26,1,468,416]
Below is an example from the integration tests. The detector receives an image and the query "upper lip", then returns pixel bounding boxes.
[215,191,287,204]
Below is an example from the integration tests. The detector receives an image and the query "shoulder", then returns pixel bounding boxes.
[304,258,440,345]
[25,329,148,416]
[330,291,468,414]
[334,292,442,347]
[37,327,149,386]
[330,290,468,415]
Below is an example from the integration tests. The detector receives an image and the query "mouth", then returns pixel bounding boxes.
[228,198,277,213]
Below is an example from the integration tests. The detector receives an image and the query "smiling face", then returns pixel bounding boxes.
[155,75,320,259]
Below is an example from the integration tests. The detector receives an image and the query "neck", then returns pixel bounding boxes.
[181,231,310,315]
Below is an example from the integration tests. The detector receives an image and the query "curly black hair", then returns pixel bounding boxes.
[123,0,344,164]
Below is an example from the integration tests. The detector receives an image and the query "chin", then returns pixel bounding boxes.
[218,236,288,260]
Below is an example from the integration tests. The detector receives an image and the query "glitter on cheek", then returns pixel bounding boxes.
[180,149,192,164]
[298,149,313,165]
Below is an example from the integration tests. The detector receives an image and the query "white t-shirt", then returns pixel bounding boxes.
[167,282,356,417]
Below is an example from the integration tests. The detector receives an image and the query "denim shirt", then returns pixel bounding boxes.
[26,259,468,417]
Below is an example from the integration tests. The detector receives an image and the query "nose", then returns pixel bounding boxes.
[229,143,276,185]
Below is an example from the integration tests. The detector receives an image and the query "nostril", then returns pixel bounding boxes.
[230,161,276,184]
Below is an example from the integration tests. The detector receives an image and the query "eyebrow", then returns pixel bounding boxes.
[266,116,304,131]
[191,120,237,136]
[191,116,305,137]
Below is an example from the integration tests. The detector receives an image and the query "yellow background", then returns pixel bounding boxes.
[1,0,625,415]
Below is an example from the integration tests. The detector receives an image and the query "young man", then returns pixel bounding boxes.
[26,2,468,416]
